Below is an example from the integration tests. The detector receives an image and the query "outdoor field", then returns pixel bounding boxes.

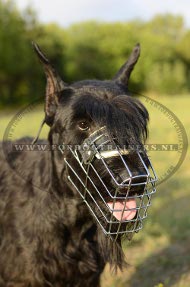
[0,94,189,287]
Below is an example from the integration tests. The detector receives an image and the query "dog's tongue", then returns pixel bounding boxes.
[107,199,137,221]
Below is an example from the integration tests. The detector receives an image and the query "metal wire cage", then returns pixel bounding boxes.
[59,127,157,241]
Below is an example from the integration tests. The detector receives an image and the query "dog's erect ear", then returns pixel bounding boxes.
[113,43,140,87]
[33,42,66,125]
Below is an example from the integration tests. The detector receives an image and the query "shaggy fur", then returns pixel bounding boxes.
[0,43,149,286]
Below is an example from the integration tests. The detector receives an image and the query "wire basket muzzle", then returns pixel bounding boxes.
[59,127,157,241]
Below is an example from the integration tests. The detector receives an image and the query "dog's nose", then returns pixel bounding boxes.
[113,170,148,196]
[115,168,148,184]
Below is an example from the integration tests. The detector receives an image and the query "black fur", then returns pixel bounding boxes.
[0,43,149,286]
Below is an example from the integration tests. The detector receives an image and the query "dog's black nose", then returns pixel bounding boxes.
[128,176,148,195]
[113,170,148,196]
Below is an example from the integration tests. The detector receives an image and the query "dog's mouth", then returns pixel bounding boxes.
[107,198,137,221]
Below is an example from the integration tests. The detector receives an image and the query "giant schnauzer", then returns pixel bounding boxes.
[0,43,157,286]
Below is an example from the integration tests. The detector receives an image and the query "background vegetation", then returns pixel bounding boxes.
[1,0,190,106]
[0,0,190,286]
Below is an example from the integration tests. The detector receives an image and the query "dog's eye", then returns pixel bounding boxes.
[78,121,89,131]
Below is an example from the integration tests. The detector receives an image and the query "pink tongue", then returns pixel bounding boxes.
[107,199,137,221]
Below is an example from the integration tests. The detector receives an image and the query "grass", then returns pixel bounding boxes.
[0,94,190,287]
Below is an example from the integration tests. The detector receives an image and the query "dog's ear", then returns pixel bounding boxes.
[33,42,66,125]
[113,43,140,87]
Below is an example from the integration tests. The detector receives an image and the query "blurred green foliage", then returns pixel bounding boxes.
[1,0,190,106]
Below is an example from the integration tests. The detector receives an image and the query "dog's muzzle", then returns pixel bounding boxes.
[59,127,157,240]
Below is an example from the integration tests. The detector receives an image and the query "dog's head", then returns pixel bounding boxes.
[34,43,157,243]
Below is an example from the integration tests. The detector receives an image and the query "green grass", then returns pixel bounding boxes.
[0,95,190,287]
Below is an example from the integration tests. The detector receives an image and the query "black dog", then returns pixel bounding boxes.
[0,43,157,287]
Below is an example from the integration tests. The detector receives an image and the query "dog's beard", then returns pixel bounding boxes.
[95,220,127,270]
